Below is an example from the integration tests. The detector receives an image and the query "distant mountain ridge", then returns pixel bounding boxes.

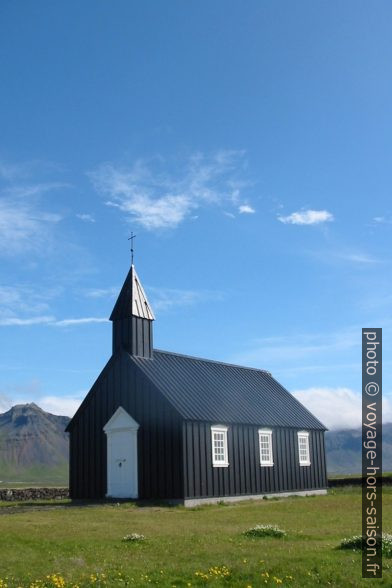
[325,423,392,474]
[0,403,390,484]
[0,403,70,485]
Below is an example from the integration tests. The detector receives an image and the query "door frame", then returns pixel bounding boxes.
[103,406,140,498]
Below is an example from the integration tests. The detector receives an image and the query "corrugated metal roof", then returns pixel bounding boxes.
[110,265,155,321]
[130,349,327,430]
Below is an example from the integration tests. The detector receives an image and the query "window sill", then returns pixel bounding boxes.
[212,463,229,468]
[260,463,274,467]
[299,462,311,467]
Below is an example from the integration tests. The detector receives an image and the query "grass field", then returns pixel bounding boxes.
[0,464,68,488]
[0,486,391,587]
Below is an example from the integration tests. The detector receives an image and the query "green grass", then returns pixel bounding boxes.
[0,487,391,587]
[0,463,68,487]
[328,472,392,480]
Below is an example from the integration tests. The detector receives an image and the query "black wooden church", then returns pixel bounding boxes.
[66,264,328,504]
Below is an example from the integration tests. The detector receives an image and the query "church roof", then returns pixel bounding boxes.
[110,265,155,321]
[130,349,327,430]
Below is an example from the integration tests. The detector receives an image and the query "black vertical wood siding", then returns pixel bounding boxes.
[68,349,327,501]
[183,421,327,499]
[68,351,183,499]
[112,318,153,358]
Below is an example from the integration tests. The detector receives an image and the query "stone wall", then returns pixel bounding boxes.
[328,477,392,487]
[0,487,69,501]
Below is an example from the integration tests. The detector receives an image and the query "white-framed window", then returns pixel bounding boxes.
[297,431,311,466]
[258,429,273,466]
[211,425,229,467]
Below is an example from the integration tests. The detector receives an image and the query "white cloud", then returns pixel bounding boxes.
[0,162,66,257]
[338,252,381,264]
[84,287,119,299]
[0,285,26,308]
[106,192,192,230]
[0,393,12,412]
[0,277,107,329]
[0,196,62,256]
[293,387,392,430]
[0,284,63,322]
[0,315,55,326]
[0,315,107,327]
[4,181,67,200]
[232,328,359,367]
[148,287,224,312]
[278,209,334,225]
[37,395,83,417]
[307,248,383,267]
[373,216,392,225]
[0,162,27,182]
[90,151,253,230]
[76,213,95,223]
[0,392,83,417]
[238,204,255,214]
[53,317,108,327]
[84,284,224,313]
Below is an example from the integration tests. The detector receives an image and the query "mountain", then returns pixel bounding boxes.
[1,403,390,485]
[325,423,392,474]
[0,403,70,485]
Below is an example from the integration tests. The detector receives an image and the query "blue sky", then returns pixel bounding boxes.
[0,1,391,429]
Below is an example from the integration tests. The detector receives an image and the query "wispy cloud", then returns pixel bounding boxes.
[337,252,382,264]
[238,204,255,214]
[278,209,334,225]
[76,213,95,223]
[36,394,83,416]
[53,317,108,327]
[0,392,13,412]
[84,287,119,299]
[231,328,359,367]
[228,327,366,383]
[3,181,67,200]
[84,284,224,313]
[0,161,29,182]
[307,247,383,267]
[0,315,107,327]
[0,284,63,327]
[0,285,50,314]
[0,196,62,256]
[0,390,83,417]
[373,216,392,225]
[90,151,254,230]
[293,387,392,430]
[148,286,224,312]
[0,315,55,326]
[0,160,66,257]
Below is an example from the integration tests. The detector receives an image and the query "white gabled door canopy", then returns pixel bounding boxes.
[103,406,140,433]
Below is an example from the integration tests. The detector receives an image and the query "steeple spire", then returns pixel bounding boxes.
[110,265,155,322]
[110,264,155,358]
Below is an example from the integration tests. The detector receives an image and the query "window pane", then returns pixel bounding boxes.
[298,434,310,464]
[259,431,273,465]
[212,428,228,465]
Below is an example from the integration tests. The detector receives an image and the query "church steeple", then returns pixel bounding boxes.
[110,265,155,358]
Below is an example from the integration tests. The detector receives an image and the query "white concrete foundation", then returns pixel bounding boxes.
[183,488,327,507]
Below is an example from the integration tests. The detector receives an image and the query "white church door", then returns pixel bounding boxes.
[103,406,139,499]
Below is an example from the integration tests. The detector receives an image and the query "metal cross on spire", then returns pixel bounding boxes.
[128,232,136,265]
